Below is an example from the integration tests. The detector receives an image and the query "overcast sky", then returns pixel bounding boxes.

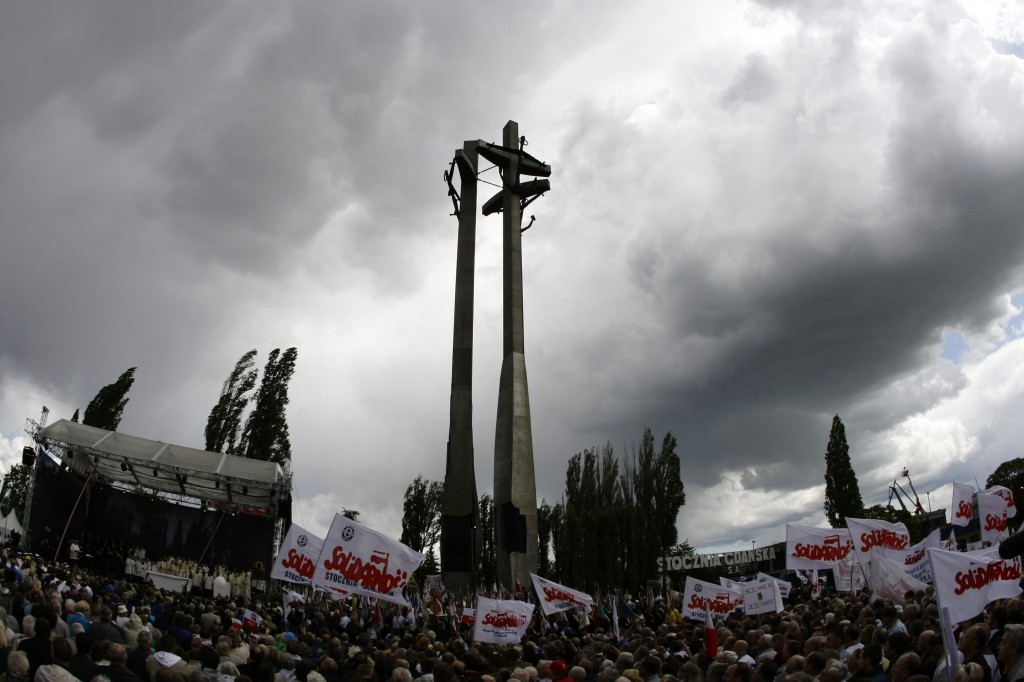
[2,0,1024,556]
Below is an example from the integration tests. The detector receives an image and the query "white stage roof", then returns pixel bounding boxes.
[34,419,287,514]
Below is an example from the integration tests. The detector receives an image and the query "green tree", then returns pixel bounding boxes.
[653,432,686,565]
[239,348,298,465]
[82,367,137,431]
[205,349,259,453]
[987,458,1024,531]
[341,508,360,521]
[823,414,863,528]
[537,499,555,577]
[0,464,32,520]
[478,494,496,586]
[400,475,443,555]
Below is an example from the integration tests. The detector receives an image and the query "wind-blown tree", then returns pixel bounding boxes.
[823,414,863,528]
[400,475,443,557]
[478,493,496,586]
[82,367,137,431]
[0,463,32,520]
[205,349,259,454]
[239,348,298,465]
[987,457,1024,531]
[70,409,80,423]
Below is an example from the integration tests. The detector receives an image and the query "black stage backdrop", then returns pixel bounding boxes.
[29,453,273,571]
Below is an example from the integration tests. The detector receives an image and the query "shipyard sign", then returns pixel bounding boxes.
[658,547,777,571]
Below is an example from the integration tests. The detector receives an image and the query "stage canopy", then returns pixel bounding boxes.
[34,419,288,515]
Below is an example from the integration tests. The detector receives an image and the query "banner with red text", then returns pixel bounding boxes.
[951,483,976,527]
[869,554,928,603]
[271,523,324,584]
[987,485,1017,518]
[311,513,425,607]
[681,577,741,621]
[978,490,1011,545]
[927,547,1022,623]
[785,524,855,569]
[530,573,594,616]
[846,517,910,558]
[832,552,867,592]
[471,596,535,644]
[879,528,941,584]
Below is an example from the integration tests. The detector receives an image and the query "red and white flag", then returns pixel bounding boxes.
[271,524,324,584]
[471,596,534,644]
[704,605,718,658]
[978,490,1011,545]
[240,609,263,630]
[311,513,425,607]
[951,483,976,527]
[530,573,594,616]
[785,524,855,569]
[681,577,741,621]
[846,517,910,558]
[927,547,1022,623]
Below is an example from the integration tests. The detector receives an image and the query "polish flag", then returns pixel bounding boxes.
[704,606,717,659]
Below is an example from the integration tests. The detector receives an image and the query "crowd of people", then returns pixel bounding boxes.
[0,546,1019,682]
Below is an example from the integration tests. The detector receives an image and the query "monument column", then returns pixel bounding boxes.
[441,142,480,589]
[478,121,550,587]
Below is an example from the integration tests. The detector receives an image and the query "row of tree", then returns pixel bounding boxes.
[399,427,686,591]
[823,413,1024,539]
[0,348,299,521]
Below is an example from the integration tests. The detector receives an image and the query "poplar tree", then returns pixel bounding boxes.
[204,349,258,454]
[239,347,298,465]
[82,367,137,431]
[400,475,443,555]
[823,414,863,527]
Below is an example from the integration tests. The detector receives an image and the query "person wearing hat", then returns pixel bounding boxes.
[117,604,132,629]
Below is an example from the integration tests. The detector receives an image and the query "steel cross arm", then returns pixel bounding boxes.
[481,179,550,216]
[476,141,551,178]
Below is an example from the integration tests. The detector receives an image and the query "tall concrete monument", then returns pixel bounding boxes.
[441,121,549,589]
[441,142,480,588]
[478,121,550,587]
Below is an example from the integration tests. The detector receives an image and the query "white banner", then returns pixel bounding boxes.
[846,517,910,557]
[530,573,593,616]
[785,525,855,569]
[978,490,1011,545]
[951,483,976,527]
[870,554,928,603]
[145,571,191,593]
[311,514,425,607]
[719,577,746,594]
[742,580,783,615]
[283,587,303,619]
[471,596,534,644]
[988,485,1017,518]
[832,553,867,593]
[928,547,1022,624]
[681,577,741,621]
[271,524,324,584]
[879,528,941,584]
[756,572,791,599]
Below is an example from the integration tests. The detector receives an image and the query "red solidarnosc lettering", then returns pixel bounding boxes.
[995,489,1016,508]
[955,500,973,520]
[282,549,315,579]
[793,537,853,562]
[860,529,909,552]
[904,549,925,566]
[687,593,740,614]
[543,586,586,609]
[985,513,1008,532]
[322,547,408,594]
[954,559,1022,595]
[482,611,527,629]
